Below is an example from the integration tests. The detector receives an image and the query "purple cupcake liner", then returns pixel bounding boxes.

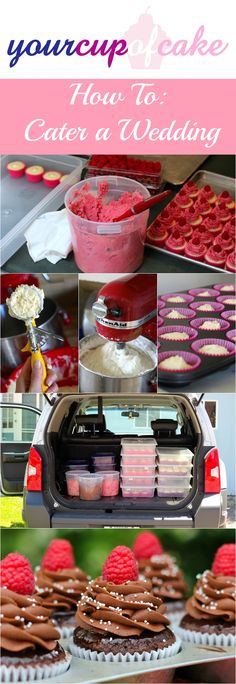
[158,301,165,310]
[189,301,224,313]
[160,293,194,304]
[158,316,164,327]
[159,325,198,341]
[190,317,230,332]
[191,337,236,357]
[188,287,217,297]
[221,309,236,322]
[216,295,236,306]
[213,282,236,293]
[226,329,236,342]
[158,350,201,372]
[161,307,196,320]
[157,341,161,349]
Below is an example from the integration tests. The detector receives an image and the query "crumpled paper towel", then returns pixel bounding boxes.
[24,209,72,264]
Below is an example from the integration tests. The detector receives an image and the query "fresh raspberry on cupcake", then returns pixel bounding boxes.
[133,531,163,571]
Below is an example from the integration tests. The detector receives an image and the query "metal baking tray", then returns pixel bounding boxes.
[130,155,208,186]
[158,285,235,387]
[45,640,234,684]
[1,155,86,267]
[146,171,235,273]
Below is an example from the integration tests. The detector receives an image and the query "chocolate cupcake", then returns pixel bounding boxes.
[141,554,188,624]
[0,554,71,682]
[70,546,180,662]
[178,544,236,646]
[35,539,89,638]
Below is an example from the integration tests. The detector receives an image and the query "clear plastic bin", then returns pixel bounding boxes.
[65,175,150,273]
[78,474,103,500]
[157,464,192,476]
[121,465,156,476]
[65,470,87,496]
[121,474,156,486]
[157,448,193,465]
[92,454,116,465]
[157,476,191,487]
[102,472,120,497]
[121,438,157,454]
[94,464,116,472]
[121,454,156,466]
[86,155,164,194]
[121,484,156,498]
[157,485,191,498]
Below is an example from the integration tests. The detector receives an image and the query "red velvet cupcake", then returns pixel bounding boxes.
[192,226,212,246]
[159,208,175,228]
[147,222,169,248]
[214,230,234,254]
[218,191,235,209]
[199,184,217,204]
[174,218,192,238]
[168,200,184,220]
[184,205,202,226]
[215,202,232,223]
[165,229,186,255]
[175,189,193,208]
[183,181,200,198]
[204,213,222,234]
[195,197,211,216]
[205,244,227,269]
[185,237,207,262]
[226,251,236,273]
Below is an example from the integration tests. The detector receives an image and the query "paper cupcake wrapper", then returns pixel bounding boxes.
[176,625,236,648]
[189,301,224,312]
[188,287,217,297]
[160,293,194,304]
[216,295,236,305]
[58,624,75,639]
[190,317,230,331]
[213,283,236,293]
[158,325,198,341]
[158,351,201,372]
[68,635,181,663]
[166,610,185,627]
[0,652,71,682]
[226,329,236,342]
[191,337,235,356]
[161,307,196,320]
[158,316,164,327]
[221,309,236,321]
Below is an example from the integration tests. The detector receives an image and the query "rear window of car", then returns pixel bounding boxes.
[85,405,182,436]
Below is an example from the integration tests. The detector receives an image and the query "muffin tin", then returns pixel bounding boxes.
[158,283,236,386]
[146,171,235,272]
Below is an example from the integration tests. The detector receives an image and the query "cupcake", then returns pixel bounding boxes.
[165,229,187,255]
[35,539,89,638]
[133,531,164,574]
[184,236,207,262]
[70,546,180,662]
[0,552,71,681]
[140,554,188,624]
[178,544,236,646]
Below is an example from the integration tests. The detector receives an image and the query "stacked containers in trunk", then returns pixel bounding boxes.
[157,448,193,498]
[120,438,157,497]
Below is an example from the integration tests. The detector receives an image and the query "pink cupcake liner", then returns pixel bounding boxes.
[160,293,194,304]
[158,301,165,310]
[191,338,236,356]
[226,329,236,342]
[161,307,196,320]
[213,282,236,293]
[216,295,236,306]
[157,341,160,349]
[158,350,201,372]
[221,309,236,322]
[188,287,217,297]
[159,325,198,341]
[189,301,224,313]
[158,316,164,327]
[190,317,230,332]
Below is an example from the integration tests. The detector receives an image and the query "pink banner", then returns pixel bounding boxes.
[1,79,234,153]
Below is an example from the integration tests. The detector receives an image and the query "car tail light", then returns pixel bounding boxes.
[204,448,221,493]
[27,447,42,491]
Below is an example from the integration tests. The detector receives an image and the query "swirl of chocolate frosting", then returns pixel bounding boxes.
[76,577,170,638]
[141,554,187,600]
[185,570,236,622]
[0,588,60,653]
[35,567,89,612]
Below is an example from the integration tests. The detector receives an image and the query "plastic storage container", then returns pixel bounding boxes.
[92,454,116,465]
[121,474,156,486]
[121,484,156,498]
[121,464,156,476]
[157,464,192,476]
[86,155,164,193]
[157,448,193,465]
[157,484,191,498]
[65,176,150,273]
[65,471,83,496]
[94,464,117,472]
[102,472,120,497]
[78,474,103,500]
[121,453,156,466]
[121,438,157,454]
[157,475,191,487]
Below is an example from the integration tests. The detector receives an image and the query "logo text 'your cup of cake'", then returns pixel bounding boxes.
[124,7,229,70]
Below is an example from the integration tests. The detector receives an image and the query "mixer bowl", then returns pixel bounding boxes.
[1,298,66,375]
[79,334,157,392]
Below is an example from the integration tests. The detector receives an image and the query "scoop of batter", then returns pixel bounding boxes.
[6,284,44,321]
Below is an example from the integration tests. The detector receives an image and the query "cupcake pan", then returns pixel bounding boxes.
[158,284,235,386]
[40,638,235,683]
[145,170,235,272]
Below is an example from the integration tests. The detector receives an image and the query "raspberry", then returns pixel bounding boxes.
[0,553,35,595]
[133,532,163,560]
[41,539,75,571]
[212,544,236,576]
[102,546,138,584]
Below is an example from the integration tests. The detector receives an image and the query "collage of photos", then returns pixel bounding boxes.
[1,154,235,684]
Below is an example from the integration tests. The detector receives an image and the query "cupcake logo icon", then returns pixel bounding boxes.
[124,7,170,69]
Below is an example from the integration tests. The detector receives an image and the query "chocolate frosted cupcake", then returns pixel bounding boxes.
[141,554,188,624]
[0,554,71,682]
[35,539,89,638]
[178,544,236,646]
[70,546,180,662]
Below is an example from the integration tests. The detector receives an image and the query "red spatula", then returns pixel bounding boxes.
[112,190,171,222]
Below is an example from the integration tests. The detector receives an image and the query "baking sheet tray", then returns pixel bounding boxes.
[139,155,208,185]
[158,285,235,387]
[146,171,235,273]
[45,641,234,684]
[1,155,86,266]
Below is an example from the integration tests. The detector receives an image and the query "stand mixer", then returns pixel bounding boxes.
[80,275,157,393]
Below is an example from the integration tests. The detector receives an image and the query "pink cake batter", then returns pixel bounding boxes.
[66,181,148,273]
[68,182,143,222]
